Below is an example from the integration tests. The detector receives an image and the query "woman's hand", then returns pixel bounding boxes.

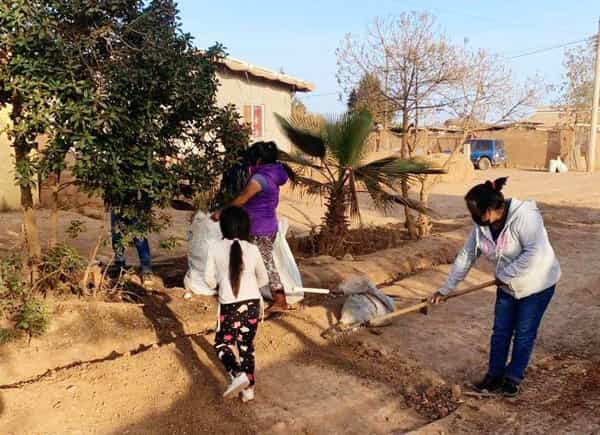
[429,290,448,305]
[211,209,222,222]
[495,276,508,287]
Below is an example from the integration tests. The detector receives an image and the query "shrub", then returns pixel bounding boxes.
[15,299,50,338]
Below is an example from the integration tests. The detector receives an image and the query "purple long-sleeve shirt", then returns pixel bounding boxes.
[243,163,288,236]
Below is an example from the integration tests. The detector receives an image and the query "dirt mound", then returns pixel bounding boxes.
[300,234,463,289]
[424,152,475,183]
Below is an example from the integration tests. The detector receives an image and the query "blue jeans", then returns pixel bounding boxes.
[488,285,555,384]
[110,211,152,273]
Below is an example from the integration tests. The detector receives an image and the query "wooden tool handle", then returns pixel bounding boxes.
[369,301,429,324]
[368,280,496,325]
[445,279,497,300]
[294,287,330,294]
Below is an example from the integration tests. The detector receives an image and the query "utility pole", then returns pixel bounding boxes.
[588,19,600,172]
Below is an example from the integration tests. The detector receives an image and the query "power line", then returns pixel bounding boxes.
[392,0,580,34]
[300,36,596,99]
[507,36,595,59]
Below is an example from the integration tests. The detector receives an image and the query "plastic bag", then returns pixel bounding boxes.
[337,276,395,326]
[557,157,568,173]
[549,156,568,173]
[183,210,221,296]
[269,218,304,304]
[184,213,304,303]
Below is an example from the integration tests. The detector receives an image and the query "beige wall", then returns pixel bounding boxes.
[0,106,20,210]
[474,129,563,169]
[419,128,600,170]
[216,69,294,152]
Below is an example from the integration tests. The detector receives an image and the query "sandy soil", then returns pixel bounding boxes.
[1,169,600,434]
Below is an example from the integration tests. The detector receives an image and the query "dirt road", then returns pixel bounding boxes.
[1,169,599,434]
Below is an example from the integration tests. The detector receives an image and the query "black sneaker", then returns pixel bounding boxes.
[472,374,504,394]
[501,379,519,397]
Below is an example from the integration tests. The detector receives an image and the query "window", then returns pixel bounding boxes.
[472,140,492,151]
[243,104,264,139]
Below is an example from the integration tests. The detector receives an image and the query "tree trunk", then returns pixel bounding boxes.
[319,184,349,256]
[14,145,42,283]
[49,171,60,248]
[400,109,418,239]
[417,176,436,239]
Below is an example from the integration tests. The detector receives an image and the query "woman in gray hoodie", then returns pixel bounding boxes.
[431,177,561,397]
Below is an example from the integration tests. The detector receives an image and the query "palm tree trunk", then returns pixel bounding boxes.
[320,184,349,256]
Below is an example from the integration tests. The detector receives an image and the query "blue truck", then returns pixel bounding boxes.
[465,139,507,170]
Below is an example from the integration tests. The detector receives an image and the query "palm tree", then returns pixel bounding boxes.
[276,109,444,256]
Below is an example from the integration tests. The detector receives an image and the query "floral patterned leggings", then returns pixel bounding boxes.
[251,233,284,295]
[214,299,260,386]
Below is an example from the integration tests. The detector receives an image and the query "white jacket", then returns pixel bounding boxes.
[205,239,269,304]
[439,199,561,299]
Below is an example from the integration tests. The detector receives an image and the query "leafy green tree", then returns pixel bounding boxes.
[0,0,248,276]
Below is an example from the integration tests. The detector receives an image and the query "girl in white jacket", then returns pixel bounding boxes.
[205,206,269,402]
[431,177,560,397]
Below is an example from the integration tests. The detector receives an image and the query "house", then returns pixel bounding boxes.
[215,56,314,151]
[0,57,314,210]
[523,106,567,130]
[0,106,19,211]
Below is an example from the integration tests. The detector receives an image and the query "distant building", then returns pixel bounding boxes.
[215,56,314,151]
[522,106,567,130]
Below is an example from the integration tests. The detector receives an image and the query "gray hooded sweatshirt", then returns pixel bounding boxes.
[439,199,561,299]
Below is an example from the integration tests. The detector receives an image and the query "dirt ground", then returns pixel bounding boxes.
[1,169,600,434]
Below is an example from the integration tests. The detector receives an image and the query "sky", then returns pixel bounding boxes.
[177,0,598,115]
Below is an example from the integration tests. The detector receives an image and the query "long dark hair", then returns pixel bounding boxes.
[247,141,278,165]
[247,140,296,183]
[219,207,251,297]
[465,177,509,225]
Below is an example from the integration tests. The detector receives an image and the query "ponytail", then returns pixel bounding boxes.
[219,206,251,297]
[229,240,244,298]
[484,177,508,193]
[281,162,296,183]
[465,177,509,221]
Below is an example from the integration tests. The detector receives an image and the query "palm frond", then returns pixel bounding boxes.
[325,109,373,168]
[391,194,439,218]
[290,175,330,197]
[359,157,445,178]
[275,113,326,158]
[363,181,439,217]
[355,157,445,190]
[278,150,323,171]
[289,112,325,132]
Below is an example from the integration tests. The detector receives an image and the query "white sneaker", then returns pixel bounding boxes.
[223,373,250,399]
[240,386,255,403]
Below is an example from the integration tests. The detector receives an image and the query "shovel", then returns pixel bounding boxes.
[322,279,497,342]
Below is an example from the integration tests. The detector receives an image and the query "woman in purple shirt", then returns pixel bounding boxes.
[212,141,291,314]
